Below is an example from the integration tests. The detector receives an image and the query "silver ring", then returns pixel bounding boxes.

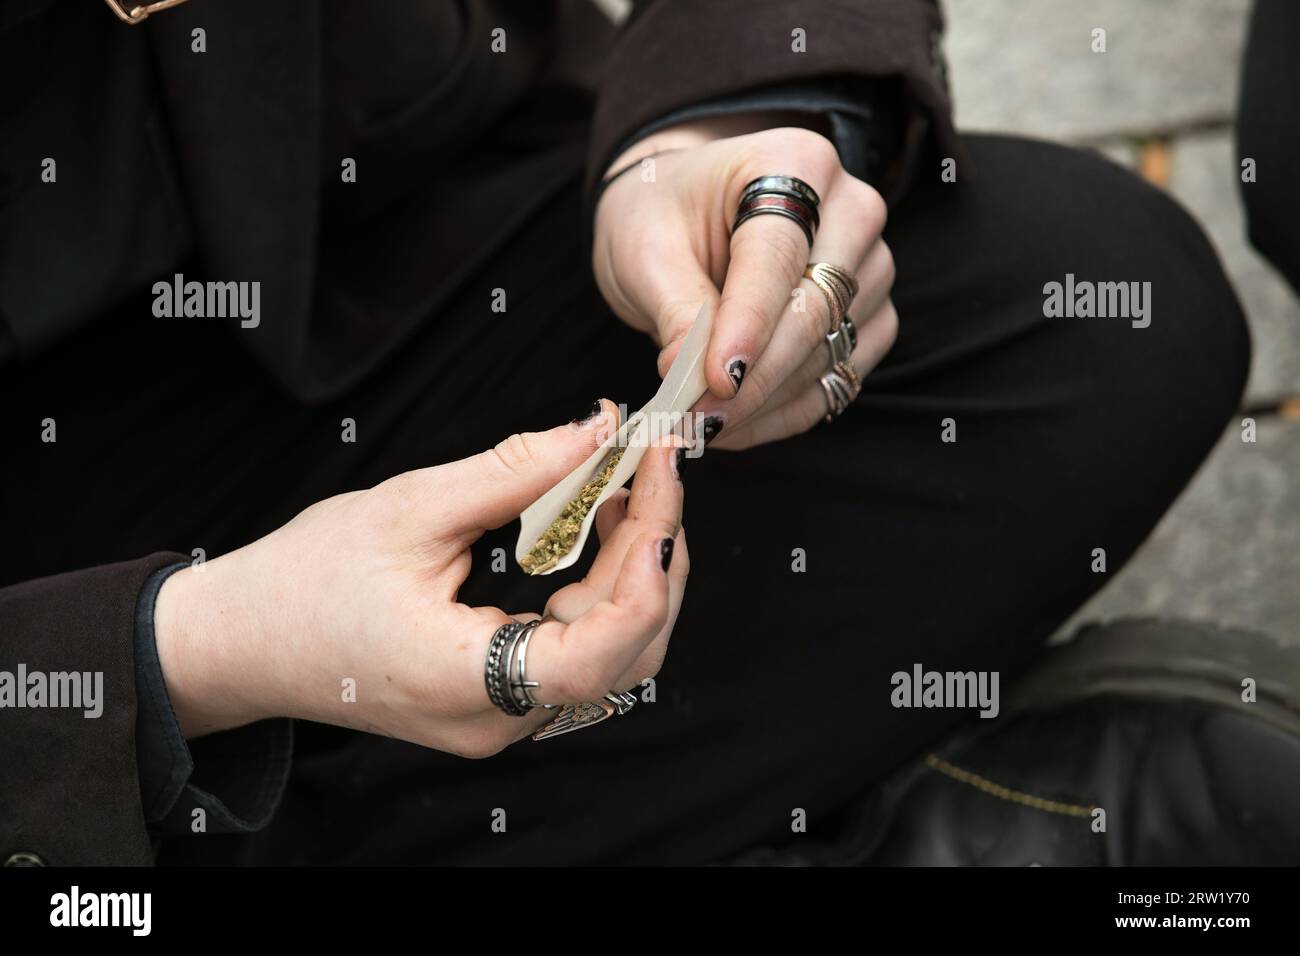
[511,619,547,711]
[740,175,822,210]
[818,361,861,423]
[532,691,638,742]
[606,690,637,715]
[826,316,857,366]
[484,621,530,717]
[818,375,850,422]
[733,175,821,248]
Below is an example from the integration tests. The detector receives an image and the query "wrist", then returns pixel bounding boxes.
[154,556,265,737]
[604,110,833,179]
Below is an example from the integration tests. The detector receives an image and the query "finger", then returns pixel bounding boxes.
[601,232,721,371]
[849,236,895,320]
[543,441,685,624]
[626,439,687,535]
[594,488,631,544]
[612,526,688,693]
[712,301,897,451]
[736,243,893,416]
[696,179,886,427]
[707,213,811,399]
[486,531,688,748]
[592,147,722,349]
[650,277,724,378]
[707,137,869,399]
[615,244,721,366]
[524,533,677,706]
[416,399,619,536]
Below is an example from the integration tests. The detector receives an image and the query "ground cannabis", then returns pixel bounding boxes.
[519,447,626,575]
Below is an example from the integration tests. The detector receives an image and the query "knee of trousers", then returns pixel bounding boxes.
[1028,143,1252,438]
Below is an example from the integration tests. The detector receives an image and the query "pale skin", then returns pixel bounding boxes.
[594,113,898,448]
[156,113,896,758]
[156,402,688,757]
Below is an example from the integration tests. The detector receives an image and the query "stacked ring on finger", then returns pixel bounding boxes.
[826,315,857,366]
[804,262,860,335]
[486,620,643,737]
[485,619,545,717]
[732,175,822,248]
[819,360,862,423]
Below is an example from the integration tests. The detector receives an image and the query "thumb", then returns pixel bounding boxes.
[436,399,620,536]
[654,289,721,379]
[620,250,717,379]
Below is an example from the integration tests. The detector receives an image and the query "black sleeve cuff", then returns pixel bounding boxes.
[133,563,293,836]
[612,77,899,183]
[588,77,905,231]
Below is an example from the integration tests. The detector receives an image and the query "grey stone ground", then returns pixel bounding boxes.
[944,0,1251,141]
[942,0,1299,642]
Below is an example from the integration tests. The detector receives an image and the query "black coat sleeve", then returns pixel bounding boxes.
[0,553,185,865]
[585,0,960,197]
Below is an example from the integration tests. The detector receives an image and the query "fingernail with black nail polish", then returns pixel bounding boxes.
[674,447,687,481]
[726,359,747,393]
[571,400,602,426]
[659,537,675,572]
[701,415,724,445]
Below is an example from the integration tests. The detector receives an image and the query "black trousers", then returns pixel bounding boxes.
[1,135,1250,865]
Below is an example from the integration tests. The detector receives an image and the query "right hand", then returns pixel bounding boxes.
[153,400,688,758]
[594,124,898,451]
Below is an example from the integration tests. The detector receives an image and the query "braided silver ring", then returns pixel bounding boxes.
[804,262,860,335]
[818,360,861,423]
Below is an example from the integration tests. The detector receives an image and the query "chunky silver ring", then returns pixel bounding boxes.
[826,315,857,366]
[842,317,859,353]
[485,621,530,717]
[740,175,822,209]
[733,175,821,248]
[484,619,548,717]
[818,360,861,423]
[510,620,546,711]
[734,195,817,248]
[489,620,643,735]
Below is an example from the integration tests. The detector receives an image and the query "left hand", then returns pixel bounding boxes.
[592,114,898,450]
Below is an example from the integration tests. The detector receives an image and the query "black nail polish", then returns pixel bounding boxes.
[726,359,747,392]
[674,447,687,481]
[701,416,724,445]
[659,537,675,572]
[571,400,602,425]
